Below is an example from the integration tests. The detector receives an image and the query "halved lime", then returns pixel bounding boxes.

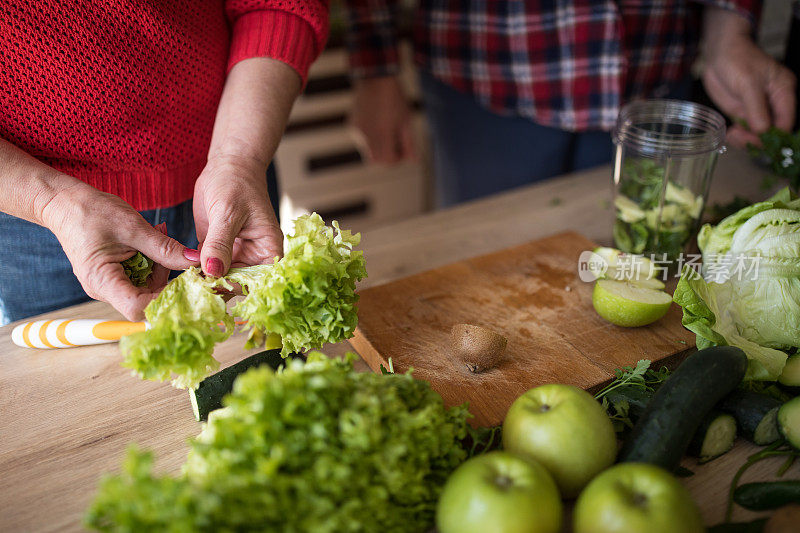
[592,279,672,327]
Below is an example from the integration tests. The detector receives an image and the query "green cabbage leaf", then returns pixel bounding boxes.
[673,268,789,380]
[674,188,799,381]
[86,353,470,532]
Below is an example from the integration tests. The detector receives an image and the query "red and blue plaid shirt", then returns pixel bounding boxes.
[344,0,759,131]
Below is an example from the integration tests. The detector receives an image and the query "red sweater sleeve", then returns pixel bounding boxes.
[225,0,330,82]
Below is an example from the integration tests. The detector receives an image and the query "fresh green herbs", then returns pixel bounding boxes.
[748,127,800,192]
[85,353,471,532]
[614,159,703,260]
[120,214,367,389]
[120,252,153,287]
[594,359,671,432]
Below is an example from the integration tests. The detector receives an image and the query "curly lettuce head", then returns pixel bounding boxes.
[675,188,800,381]
[120,267,234,389]
[227,213,367,356]
[86,353,470,532]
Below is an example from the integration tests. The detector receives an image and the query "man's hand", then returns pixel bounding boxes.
[193,155,283,277]
[349,76,416,164]
[702,7,797,147]
[43,183,199,321]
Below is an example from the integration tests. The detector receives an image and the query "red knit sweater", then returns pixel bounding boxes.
[0,1,328,211]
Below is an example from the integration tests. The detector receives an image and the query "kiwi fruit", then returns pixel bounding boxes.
[451,323,507,373]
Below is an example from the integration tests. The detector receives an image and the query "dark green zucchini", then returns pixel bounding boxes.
[779,355,800,387]
[688,410,737,463]
[719,390,782,445]
[618,346,748,471]
[778,396,800,450]
[189,349,289,421]
[733,481,800,511]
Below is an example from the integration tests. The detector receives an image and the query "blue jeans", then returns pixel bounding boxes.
[0,200,198,324]
[420,71,615,207]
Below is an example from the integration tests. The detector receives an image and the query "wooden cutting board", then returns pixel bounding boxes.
[350,231,695,427]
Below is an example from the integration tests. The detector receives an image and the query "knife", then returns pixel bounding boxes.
[11,319,148,349]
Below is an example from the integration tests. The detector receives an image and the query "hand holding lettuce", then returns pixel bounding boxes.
[674,188,800,380]
[120,213,367,389]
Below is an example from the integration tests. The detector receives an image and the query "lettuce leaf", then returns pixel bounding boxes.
[698,187,799,264]
[228,214,367,356]
[120,214,367,389]
[86,354,470,532]
[120,252,153,287]
[120,267,234,389]
[674,267,789,381]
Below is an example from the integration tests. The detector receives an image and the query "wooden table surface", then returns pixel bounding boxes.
[1,148,795,531]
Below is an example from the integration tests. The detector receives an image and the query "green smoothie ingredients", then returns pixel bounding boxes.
[86,353,470,532]
[613,158,704,260]
[226,215,366,354]
[120,213,367,389]
[436,452,562,533]
[674,188,800,380]
[120,251,153,287]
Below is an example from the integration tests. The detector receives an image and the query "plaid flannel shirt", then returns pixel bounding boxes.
[344,0,760,131]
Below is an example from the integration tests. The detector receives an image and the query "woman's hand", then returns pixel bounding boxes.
[350,76,416,164]
[192,155,283,277]
[702,8,796,147]
[42,182,199,320]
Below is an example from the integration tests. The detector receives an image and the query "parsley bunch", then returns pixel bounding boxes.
[594,359,671,432]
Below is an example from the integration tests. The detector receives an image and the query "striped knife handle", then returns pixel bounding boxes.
[11,319,148,349]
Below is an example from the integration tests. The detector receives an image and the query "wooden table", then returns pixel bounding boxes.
[1,148,795,531]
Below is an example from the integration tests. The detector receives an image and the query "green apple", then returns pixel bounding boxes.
[591,247,662,287]
[436,451,562,533]
[592,279,672,327]
[573,463,704,533]
[502,384,617,498]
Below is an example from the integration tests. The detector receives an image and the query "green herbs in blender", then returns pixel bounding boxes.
[614,159,703,260]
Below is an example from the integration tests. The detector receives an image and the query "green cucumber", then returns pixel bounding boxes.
[189,349,289,421]
[618,346,747,471]
[779,355,800,387]
[778,396,800,449]
[733,481,800,511]
[719,390,782,445]
[687,410,737,463]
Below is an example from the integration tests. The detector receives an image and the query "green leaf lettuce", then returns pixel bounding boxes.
[120,267,233,389]
[120,214,367,389]
[227,213,367,356]
[86,353,470,532]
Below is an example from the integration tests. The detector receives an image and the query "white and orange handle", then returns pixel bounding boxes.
[11,319,148,349]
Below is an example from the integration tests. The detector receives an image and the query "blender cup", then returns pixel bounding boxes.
[612,99,726,267]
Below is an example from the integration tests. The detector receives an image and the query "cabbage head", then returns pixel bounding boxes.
[674,188,800,380]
